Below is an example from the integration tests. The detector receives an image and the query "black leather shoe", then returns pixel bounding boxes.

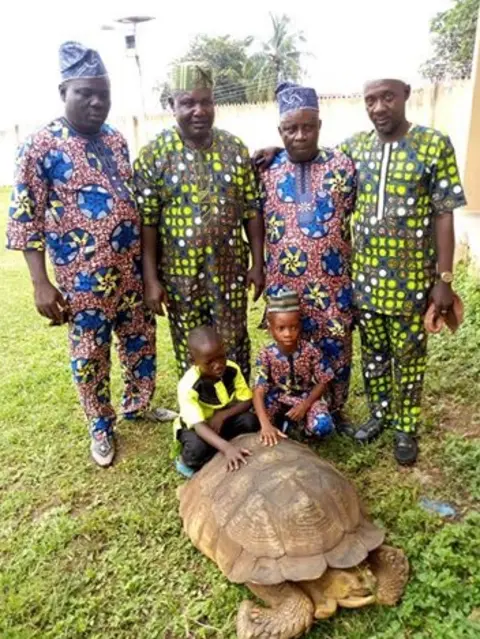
[354,417,385,444]
[394,432,418,465]
[331,411,355,438]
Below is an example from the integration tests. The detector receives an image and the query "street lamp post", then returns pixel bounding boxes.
[101,15,155,118]
[115,15,154,116]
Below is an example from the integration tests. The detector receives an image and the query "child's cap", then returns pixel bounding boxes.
[267,290,300,314]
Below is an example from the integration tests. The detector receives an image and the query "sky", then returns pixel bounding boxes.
[0,0,451,127]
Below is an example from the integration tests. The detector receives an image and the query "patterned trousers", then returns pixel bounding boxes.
[165,275,250,381]
[265,389,333,438]
[358,310,428,433]
[258,313,353,413]
[69,301,156,434]
[328,329,353,413]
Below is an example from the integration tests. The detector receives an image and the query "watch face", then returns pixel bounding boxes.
[441,272,453,283]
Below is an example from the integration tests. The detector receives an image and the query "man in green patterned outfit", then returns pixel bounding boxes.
[340,78,466,465]
[133,62,264,380]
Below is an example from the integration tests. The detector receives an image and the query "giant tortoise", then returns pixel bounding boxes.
[178,434,409,638]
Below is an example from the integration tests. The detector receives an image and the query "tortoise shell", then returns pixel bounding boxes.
[178,434,384,585]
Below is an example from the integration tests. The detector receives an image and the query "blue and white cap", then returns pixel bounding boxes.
[276,81,319,119]
[59,41,108,82]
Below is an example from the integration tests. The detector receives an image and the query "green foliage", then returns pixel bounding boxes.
[421,0,480,81]
[154,80,172,110]
[166,13,307,104]
[245,13,307,103]
[179,34,252,104]
[0,187,479,637]
[426,264,480,401]
[395,512,480,638]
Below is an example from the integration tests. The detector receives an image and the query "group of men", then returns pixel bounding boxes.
[6,41,466,468]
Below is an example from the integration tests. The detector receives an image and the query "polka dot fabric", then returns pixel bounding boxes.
[340,125,466,316]
[133,127,261,378]
[358,310,427,433]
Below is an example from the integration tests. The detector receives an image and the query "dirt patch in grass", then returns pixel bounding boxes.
[112,424,165,463]
[31,498,64,523]
[438,401,480,439]
[409,465,445,489]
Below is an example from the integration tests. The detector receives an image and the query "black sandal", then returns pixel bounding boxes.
[331,411,355,438]
[354,417,385,444]
[394,432,418,465]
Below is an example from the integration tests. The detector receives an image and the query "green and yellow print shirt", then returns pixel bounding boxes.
[175,360,253,433]
[340,125,466,316]
[133,127,260,280]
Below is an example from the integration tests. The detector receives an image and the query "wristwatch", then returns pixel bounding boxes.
[439,271,454,284]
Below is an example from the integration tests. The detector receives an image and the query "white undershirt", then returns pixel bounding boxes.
[376,143,392,221]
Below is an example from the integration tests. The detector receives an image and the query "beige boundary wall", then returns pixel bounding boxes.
[0,81,478,262]
[1,81,472,180]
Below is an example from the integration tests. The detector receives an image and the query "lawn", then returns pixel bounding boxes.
[0,185,479,639]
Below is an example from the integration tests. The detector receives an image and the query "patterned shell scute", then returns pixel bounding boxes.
[178,434,385,585]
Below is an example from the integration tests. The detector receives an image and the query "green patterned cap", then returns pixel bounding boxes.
[267,290,300,314]
[171,61,214,91]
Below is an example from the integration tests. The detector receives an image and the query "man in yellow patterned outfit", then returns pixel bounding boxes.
[340,78,466,465]
[133,62,264,380]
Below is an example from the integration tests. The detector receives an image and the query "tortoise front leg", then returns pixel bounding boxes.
[236,581,314,639]
[297,578,338,619]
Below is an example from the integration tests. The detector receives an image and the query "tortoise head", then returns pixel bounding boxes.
[325,566,378,609]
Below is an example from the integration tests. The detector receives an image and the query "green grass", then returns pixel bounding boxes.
[1,184,479,638]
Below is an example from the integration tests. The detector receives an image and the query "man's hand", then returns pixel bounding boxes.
[260,421,288,446]
[144,278,168,316]
[246,265,265,302]
[252,147,281,171]
[33,281,67,324]
[286,401,310,423]
[224,444,251,471]
[430,281,454,316]
[209,412,225,434]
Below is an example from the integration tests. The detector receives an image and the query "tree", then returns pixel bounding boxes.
[152,80,171,110]
[420,0,479,81]
[245,13,307,102]
[177,34,253,104]
[153,14,308,106]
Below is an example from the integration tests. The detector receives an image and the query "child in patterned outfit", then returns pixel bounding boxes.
[253,291,334,445]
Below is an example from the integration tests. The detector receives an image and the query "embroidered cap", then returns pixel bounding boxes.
[59,41,108,81]
[276,81,319,119]
[267,290,301,314]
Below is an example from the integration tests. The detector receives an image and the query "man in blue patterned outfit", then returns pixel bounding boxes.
[6,42,172,467]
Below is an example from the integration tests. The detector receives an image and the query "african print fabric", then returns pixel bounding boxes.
[260,148,356,410]
[7,118,156,434]
[267,289,300,313]
[133,126,260,379]
[340,125,466,316]
[255,340,333,436]
[276,82,319,118]
[170,61,213,91]
[358,310,427,433]
[59,41,107,81]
